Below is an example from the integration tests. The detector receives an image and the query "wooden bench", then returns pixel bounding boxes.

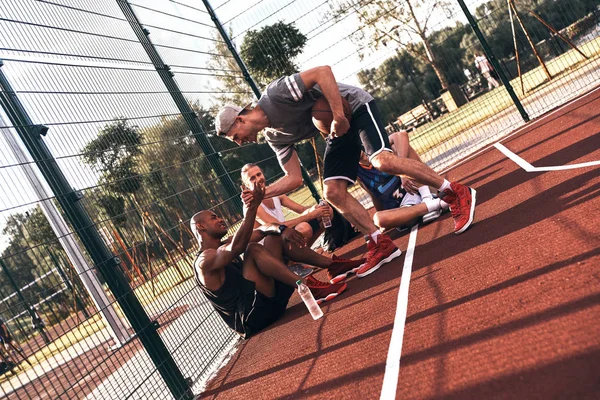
[396,103,432,130]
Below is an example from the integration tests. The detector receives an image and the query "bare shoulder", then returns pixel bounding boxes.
[196,248,217,269]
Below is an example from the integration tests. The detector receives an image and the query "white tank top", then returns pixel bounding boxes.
[260,196,285,222]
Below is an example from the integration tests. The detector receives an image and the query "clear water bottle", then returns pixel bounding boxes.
[318,199,332,228]
[296,280,323,320]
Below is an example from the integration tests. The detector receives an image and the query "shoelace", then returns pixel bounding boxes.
[450,200,462,219]
[364,239,388,264]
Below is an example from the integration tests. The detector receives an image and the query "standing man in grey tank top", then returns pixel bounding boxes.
[215,65,477,279]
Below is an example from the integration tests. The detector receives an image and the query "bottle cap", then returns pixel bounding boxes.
[296,279,302,286]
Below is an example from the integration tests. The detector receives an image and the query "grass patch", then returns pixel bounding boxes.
[410,36,600,154]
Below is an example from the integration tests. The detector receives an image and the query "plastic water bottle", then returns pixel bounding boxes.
[318,199,332,228]
[296,280,323,320]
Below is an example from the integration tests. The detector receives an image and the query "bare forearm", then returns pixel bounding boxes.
[265,175,302,198]
[230,207,258,254]
[282,213,315,228]
[315,67,344,117]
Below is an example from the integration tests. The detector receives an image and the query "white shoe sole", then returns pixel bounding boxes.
[455,188,477,234]
[329,267,361,284]
[422,209,442,224]
[356,248,402,278]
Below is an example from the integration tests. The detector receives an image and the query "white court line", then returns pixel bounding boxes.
[380,224,419,400]
[440,84,600,175]
[494,143,600,172]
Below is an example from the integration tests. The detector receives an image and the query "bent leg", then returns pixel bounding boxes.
[371,151,443,188]
[294,222,314,245]
[264,235,331,269]
[324,179,379,236]
[242,243,301,296]
[374,203,429,231]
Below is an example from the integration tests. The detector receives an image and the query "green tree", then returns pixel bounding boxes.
[240,21,307,86]
[331,0,455,90]
[82,119,143,196]
[207,28,254,105]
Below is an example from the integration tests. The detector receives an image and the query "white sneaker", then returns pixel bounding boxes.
[422,209,442,223]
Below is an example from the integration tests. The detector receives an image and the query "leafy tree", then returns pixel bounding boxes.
[97,194,127,228]
[240,21,307,86]
[331,0,456,90]
[1,208,71,321]
[207,28,254,105]
[82,119,143,196]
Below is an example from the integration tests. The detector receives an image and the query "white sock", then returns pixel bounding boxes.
[440,200,450,210]
[370,230,381,243]
[438,179,451,193]
[423,198,440,212]
[418,186,433,200]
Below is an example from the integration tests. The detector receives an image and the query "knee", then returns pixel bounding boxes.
[295,222,313,241]
[373,212,386,230]
[324,183,347,206]
[371,151,393,171]
[244,242,264,258]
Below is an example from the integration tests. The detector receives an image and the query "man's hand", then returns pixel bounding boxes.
[330,114,350,138]
[242,182,266,209]
[281,228,306,249]
[401,175,419,194]
[308,203,331,219]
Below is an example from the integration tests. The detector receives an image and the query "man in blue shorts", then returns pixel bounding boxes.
[215,65,477,279]
[357,130,450,230]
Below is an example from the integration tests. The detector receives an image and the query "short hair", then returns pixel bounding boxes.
[189,211,205,242]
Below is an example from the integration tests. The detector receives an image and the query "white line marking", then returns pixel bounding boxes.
[380,224,418,400]
[494,142,600,171]
[440,84,600,175]
[494,143,535,171]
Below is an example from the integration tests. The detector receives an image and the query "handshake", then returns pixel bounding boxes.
[240,181,265,209]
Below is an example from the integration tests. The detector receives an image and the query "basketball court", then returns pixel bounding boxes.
[200,86,600,399]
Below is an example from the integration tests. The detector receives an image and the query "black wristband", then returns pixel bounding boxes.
[260,224,285,235]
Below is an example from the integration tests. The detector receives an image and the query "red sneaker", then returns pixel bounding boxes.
[355,235,402,278]
[305,275,347,304]
[327,254,367,284]
[441,182,477,234]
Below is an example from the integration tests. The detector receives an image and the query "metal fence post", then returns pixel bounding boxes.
[0,63,193,400]
[456,0,530,122]
[202,0,323,202]
[116,0,243,214]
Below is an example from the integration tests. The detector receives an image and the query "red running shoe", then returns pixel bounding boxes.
[355,235,402,278]
[327,254,367,284]
[441,182,477,234]
[305,275,347,304]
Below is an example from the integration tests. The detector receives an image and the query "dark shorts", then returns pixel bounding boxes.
[241,279,294,337]
[203,262,295,339]
[323,100,392,184]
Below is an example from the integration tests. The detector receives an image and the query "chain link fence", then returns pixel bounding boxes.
[0,0,598,398]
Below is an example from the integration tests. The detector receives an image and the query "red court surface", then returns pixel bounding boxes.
[202,88,600,400]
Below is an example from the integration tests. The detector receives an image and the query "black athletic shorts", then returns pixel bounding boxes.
[241,279,294,337]
[323,100,392,184]
[201,261,295,339]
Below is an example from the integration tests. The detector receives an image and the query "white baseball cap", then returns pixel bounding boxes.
[215,104,250,136]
